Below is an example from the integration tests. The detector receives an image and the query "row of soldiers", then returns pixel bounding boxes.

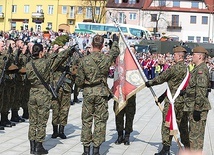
[0,38,81,154]
[0,39,30,130]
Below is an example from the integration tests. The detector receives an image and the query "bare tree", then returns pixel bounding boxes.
[82,0,107,23]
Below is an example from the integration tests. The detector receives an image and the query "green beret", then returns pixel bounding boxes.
[192,46,208,54]
[173,46,187,53]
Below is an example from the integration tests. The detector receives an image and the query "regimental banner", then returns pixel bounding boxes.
[113,37,145,115]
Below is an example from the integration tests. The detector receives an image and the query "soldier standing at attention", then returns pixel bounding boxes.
[184,46,211,152]
[51,47,73,139]
[114,45,137,146]
[0,40,5,130]
[145,46,190,155]
[75,34,120,155]
[26,43,72,155]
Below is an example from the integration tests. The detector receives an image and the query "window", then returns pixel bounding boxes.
[47,22,52,29]
[188,36,194,42]
[11,22,16,29]
[129,13,136,20]
[86,7,92,18]
[191,2,199,8]
[130,28,144,38]
[77,7,83,14]
[115,0,119,3]
[62,6,67,14]
[196,36,201,42]
[36,5,42,13]
[129,0,136,4]
[151,14,157,22]
[24,5,29,13]
[119,12,126,23]
[159,0,166,6]
[0,5,2,13]
[12,5,17,13]
[48,5,53,15]
[173,1,180,7]
[203,37,209,43]
[69,6,75,18]
[190,16,196,24]
[172,15,179,26]
[202,16,208,24]
[95,7,100,15]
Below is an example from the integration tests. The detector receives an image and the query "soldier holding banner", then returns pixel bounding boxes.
[75,34,120,155]
[114,45,137,146]
[145,46,190,155]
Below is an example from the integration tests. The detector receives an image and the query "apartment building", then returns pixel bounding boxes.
[106,0,214,43]
[0,0,106,32]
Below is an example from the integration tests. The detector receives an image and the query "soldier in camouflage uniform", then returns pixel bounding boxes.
[75,34,120,155]
[26,43,72,155]
[145,46,190,155]
[0,39,17,127]
[51,47,73,139]
[0,40,5,130]
[114,45,137,146]
[10,39,25,123]
[184,46,211,151]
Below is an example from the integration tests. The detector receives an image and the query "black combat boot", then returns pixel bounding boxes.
[51,125,59,138]
[30,140,35,154]
[0,112,15,127]
[58,125,66,139]
[34,142,48,155]
[115,131,124,144]
[124,132,130,145]
[22,108,29,119]
[154,145,170,155]
[0,125,4,130]
[82,146,90,155]
[92,146,100,155]
[11,109,25,122]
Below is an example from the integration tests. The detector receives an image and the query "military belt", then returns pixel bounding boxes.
[186,94,195,97]
[84,82,102,87]
[31,84,44,88]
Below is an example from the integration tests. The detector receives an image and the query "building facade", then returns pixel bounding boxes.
[0,0,106,33]
[106,0,214,43]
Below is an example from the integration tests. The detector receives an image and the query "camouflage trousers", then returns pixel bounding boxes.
[188,110,208,150]
[20,84,31,110]
[113,95,136,133]
[1,82,14,113]
[51,89,70,126]
[0,85,4,111]
[161,102,189,147]
[28,88,51,142]
[11,82,23,110]
[81,95,109,147]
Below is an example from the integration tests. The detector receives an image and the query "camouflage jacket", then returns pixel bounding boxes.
[26,49,70,86]
[148,61,187,104]
[184,62,211,112]
[75,41,120,96]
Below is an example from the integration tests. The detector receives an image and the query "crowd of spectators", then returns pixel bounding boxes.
[1,29,214,88]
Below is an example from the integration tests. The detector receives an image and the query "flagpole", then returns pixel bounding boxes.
[109,12,163,111]
[109,12,183,150]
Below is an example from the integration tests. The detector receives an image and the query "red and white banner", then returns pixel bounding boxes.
[113,38,145,115]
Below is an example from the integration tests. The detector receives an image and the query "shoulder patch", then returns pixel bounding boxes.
[198,70,203,74]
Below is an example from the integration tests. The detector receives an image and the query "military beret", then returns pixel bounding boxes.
[192,46,208,54]
[173,46,187,53]
[8,64,18,71]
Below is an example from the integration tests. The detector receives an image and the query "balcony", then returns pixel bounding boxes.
[167,25,182,30]
[0,12,4,19]
[32,12,44,19]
